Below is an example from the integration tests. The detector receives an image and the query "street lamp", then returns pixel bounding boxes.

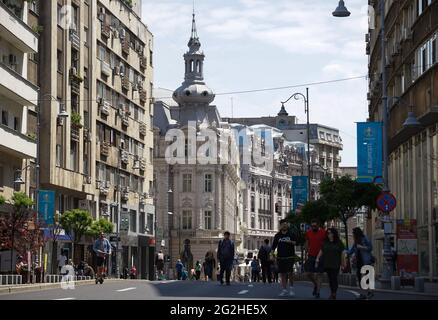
[333,0,394,288]
[281,88,311,201]
[332,0,351,17]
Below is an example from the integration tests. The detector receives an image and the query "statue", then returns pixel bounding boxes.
[180,239,194,270]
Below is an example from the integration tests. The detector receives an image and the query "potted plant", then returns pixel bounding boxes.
[71,112,83,128]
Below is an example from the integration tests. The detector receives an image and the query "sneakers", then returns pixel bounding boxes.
[289,289,295,297]
[279,289,289,297]
[315,292,320,299]
[312,286,317,296]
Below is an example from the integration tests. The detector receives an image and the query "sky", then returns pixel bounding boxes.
[141,0,370,167]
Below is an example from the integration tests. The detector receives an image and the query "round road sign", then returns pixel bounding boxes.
[377,192,397,212]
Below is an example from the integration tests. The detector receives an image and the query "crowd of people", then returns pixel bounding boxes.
[169,219,375,300]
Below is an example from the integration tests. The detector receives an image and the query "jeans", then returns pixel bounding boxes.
[326,268,339,294]
[261,261,272,283]
[219,261,233,284]
[177,271,182,280]
[251,270,259,282]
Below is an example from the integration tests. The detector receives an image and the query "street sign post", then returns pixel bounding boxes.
[377,192,397,213]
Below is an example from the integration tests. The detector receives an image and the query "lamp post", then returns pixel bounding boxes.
[333,0,400,287]
[281,88,311,201]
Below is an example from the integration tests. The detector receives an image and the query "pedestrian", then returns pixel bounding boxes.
[195,261,202,280]
[155,250,165,280]
[315,228,345,300]
[347,227,375,300]
[130,265,137,279]
[217,231,235,285]
[250,256,260,282]
[176,259,184,280]
[272,219,297,297]
[304,219,326,299]
[271,259,279,283]
[258,239,273,284]
[84,263,95,278]
[57,250,67,274]
[203,250,216,281]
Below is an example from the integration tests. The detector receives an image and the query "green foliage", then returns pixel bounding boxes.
[0,195,5,205]
[71,112,82,127]
[59,209,93,244]
[11,192,34,209]
[300,198,336,225]
[88,218,114,238]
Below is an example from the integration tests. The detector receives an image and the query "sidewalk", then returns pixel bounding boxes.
[0,279,97,295]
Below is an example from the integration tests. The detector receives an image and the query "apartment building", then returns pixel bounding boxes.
[33,0,154,278]
[367,0,438,278]
[0,0,38,202]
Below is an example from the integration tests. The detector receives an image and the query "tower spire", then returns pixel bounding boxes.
[188,1,201,50]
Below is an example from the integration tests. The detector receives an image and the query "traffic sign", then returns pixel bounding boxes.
[377,192,397,212]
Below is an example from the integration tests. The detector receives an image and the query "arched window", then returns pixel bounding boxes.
[196,60,201,73]
[190,60,194,72]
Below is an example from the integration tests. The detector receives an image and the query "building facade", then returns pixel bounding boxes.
[153,14,241,274]
[33,0,154,278]
[367,0,438,278]
[0,0,38,272]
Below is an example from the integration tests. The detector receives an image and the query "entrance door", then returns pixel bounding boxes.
[140,247,147,279]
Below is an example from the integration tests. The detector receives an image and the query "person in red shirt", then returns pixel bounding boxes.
[304,219,327,298]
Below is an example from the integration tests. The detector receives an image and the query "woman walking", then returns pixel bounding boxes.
[203,250,216,281]
[347,227,375,300]
[315,228,345,299]
[195,261,202,280]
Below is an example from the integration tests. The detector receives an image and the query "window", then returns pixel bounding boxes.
[251,216,255,229]
[204,211,212,230]
[1,110,8,126]
[57,4,62,26]
[29,0,39,14]
[319,132,325,140]
[182,174,192,192]
[14,117,19,131]
[251,196,255,212]
[182,210,192,230]
[56,144,62,167]
[147,213,154,234]
[326,134,332,141]
[129,210,137,233]
[150,50,153,67]
[70,141,78,171]
[204,174,213,192]
[139,212,145,234]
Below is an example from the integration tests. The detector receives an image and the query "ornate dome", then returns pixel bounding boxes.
[173,82,215,105]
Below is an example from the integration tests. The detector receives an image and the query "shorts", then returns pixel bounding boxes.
[277,258,295,274]
[96,256,106,267]
[304,256,324,273]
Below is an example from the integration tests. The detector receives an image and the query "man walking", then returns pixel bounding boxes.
[155,250,165,280]
[258,239,272,284]
[217,231,235,285]
[304,219,327,298]
[272,219,297,297]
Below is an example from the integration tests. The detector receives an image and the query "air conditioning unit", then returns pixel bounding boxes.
[119,28,126,40]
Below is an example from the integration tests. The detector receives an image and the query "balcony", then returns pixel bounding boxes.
[121,76,130,91]
[121,187,130,201]
[122,39,130,55]
[99,182,109,196]
[100,100,111,116]
[101,60,112,77]
[69,69,82,95]
[122,116,129,128]
[0,1,38,53]
[101,24,111,39]
[0,123,36,159]
[139,122,147,136]
[69,29,80,51]
[71,126,80,142]
[100,142,110,157]
[0,62,38,106]
[139,89,147,104]
[121,150,129,164]
[140,56,147,69]
[139,158,146,171]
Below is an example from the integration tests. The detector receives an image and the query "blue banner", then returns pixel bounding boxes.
[38,190,55,225]
[357,122,383,183]
[292,176,308,213]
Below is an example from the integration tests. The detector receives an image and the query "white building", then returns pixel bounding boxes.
[153,14,241,270]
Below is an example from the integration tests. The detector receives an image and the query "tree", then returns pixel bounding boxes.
[319,176,381,250]
[59,209,93,264]
[300,199,336,225]
[0,192,43,273]
[88,218,114,238]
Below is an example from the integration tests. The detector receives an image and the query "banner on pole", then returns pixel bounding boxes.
[357,122,383,183]
[38,190,55,225]
[292,176,308,213]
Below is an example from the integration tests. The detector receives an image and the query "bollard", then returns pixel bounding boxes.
[391,276,401,290]
[414,277,425,292]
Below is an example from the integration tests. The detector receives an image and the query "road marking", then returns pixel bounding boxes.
[238,290,249,295]
[346,290,361,298]
[54,297,76,300]
[116,287,137,292]
[248,285,254,288]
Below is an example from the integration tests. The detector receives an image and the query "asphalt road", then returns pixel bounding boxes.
[1,280,437,300]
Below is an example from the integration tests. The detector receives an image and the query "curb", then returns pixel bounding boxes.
[0,279,100,295]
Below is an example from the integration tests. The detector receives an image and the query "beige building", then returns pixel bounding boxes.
[367,0,438,279]
[153,14,241,273]
[33,0,154,278]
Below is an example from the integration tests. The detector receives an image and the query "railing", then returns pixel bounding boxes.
[121,76,130,91]
[69,29,80,50]
[100,142,110,157]
[101,24,111,39]
[71,126,80,142]
[122,39,130,55]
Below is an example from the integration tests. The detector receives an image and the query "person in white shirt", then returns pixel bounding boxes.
[57,251,67,273]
